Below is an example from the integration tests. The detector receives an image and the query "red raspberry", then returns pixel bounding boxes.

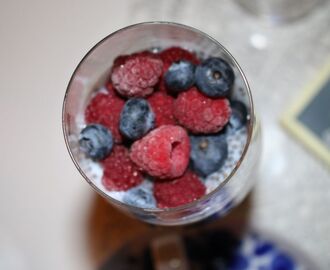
[130,125,190,179]
[153,170,206,208]
[85,92,125,143]
[159,47,200,94]
[111,52,163,97]
[112,51,154,69]
[173,87,231,133]
[102,145,143,191]
[147,92,176,127]
[160,47,200,71]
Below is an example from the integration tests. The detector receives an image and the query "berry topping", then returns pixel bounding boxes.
[159,47,200,94]
[153,170,206,208]
[122,182,156,208]
[102,145,143,191]
[164,60,195,93]
[195,57,234,98]
[190,133,228,177]
[147,92,176,127]
[160,46,200,71]
[130,125,190,179]
[119,98,155,140]
[85,92,124,143]
[79,124,113,160]
[228,100,248,131]
[111,52,163,97]
[173,87,231,134]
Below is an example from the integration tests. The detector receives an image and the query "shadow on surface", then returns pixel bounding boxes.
[86,190,254,269]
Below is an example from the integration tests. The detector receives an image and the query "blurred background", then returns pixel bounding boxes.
[0,0,329,269]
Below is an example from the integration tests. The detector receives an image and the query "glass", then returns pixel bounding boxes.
[62,22,261,226]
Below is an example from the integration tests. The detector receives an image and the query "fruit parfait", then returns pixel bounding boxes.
[63,22,260,225]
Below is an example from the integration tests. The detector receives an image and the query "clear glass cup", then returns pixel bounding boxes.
[62,22,261,226]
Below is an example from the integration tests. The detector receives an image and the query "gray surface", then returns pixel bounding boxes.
[0,0,330,269]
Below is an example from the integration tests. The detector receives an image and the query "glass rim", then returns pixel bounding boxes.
[62,21,255,214]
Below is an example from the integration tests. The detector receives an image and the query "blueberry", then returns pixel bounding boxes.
[228,100,248,130]
[164,60,195,93]
[119,98,155,140]
[122,183,156,208]
[190,133,228,177]
[195,57,234,98]
[270,253,295,270]
[79,124,113,160]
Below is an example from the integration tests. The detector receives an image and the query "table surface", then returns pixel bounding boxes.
[0,1,329,269]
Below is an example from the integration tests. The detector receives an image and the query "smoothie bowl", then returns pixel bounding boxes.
[62,22,261,225]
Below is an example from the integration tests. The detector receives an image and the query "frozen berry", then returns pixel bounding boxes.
[102,146,143,191]
[111,52,163,97]
[79,124,113,160]
[122,182,156,208]
[130,125,190,179]
[159,47,200,94]
[147,92,176,127]
[173,87,231,133]
[160,46,200,71]
[119,98,155,140]
[228,100,248,130]
[85,92,124,143]
[164,60,195,93]
[195,57,234,98]
[190,133,228,177]
[153,170,206,208]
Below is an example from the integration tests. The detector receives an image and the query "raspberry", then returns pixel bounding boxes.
[102,145,143,191]
[153,170,206,208]
[159,47,200,94]
[112,51,153,70]
[130,125,190,179]
[111,52,163,97]
[160,47,200,72]
[173,87,231,133]
[147,92,176,127]
[85,92,125,143]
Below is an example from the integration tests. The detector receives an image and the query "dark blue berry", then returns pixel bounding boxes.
[122,183,156,208]
[254,241,274,256]
[195,57,234,98]
[228,100,248,130]
[270,253,295,270]
[164,60,195,93]
[190,133,228,177]
[79,124,113,160]
[119,98,155,140]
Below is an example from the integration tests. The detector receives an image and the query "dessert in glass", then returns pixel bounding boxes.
[62,22,261,226]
